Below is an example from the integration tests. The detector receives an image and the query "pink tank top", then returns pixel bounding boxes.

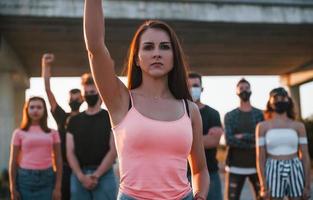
[112,93,193,200]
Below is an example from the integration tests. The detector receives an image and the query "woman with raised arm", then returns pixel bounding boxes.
[83,0,209,199]
[9,97,62,200]
[256,87,311,200]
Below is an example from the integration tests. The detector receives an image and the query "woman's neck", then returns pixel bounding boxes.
[138,74,171,98]
[31,121,40,126]
[272,112,289,121]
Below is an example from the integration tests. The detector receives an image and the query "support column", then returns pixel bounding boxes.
[0,73,16,171]
[12,72,29,126]
[288,85,302,120]
[0,72,29,171]
[0,36,29,171]
[280,73,305,120]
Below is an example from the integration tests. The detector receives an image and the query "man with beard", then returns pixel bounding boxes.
[66,73,117,200]
[224,78,264,200]
[42,53,83,200]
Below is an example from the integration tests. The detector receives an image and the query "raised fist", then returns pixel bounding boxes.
[42,53,55,67]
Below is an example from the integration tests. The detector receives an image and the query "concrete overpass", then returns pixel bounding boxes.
[1,0,313,170]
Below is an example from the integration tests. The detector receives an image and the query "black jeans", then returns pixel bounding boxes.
[224,172,261,200]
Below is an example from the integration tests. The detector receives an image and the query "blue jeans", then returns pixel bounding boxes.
[16,167,55,200]
[188,171,223,200]
[117,191,193,200]
[71,167,117,200]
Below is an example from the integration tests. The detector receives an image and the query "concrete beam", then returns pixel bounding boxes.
[1,0,313,24]
[0,36,29,77]
[0,36,29,88]
[280,68,313,87]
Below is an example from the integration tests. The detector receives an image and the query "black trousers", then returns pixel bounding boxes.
[224,172,261,200]
[62,164,72,200]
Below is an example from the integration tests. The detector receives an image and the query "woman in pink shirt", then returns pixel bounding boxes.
[9,96,62,200]
[83,0,209,199]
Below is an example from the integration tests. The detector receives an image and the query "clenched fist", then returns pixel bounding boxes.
[42,53,55,68]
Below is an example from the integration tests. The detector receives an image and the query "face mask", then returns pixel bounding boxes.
[84,94,99,107]
[191,87,201,102]
[69,100,82,111]
[273,101,290,114]
[238,91,251,102]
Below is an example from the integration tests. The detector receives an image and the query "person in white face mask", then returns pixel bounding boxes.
[188,72,224,200]
[190,86,202,102]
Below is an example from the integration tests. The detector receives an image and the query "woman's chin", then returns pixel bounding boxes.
[147,68,171,79]
[149,72,167,79]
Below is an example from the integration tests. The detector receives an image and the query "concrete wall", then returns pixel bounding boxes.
[1,0,313,24]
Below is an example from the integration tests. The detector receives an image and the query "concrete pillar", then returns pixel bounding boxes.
[12,72,29,126]
[288,85,302,120]
[0,36,29,171]
[0,72,29,171]
[0,73,16,171]
[280,74,305,120]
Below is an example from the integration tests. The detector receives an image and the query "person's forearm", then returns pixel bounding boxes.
[42,61,58,111]
[9,161,17,191]
[226,135,250,147]
[43,73,51,92]
[192,169,209,199]
[84,0,104,52]
[258,161,267,189]
[94,150,117,177]
[302,154,311,188]
[42,58,51,89]
[203,135,220,149]
[67,151,83,180]
[256,151,267,191]
[44,77,56,106]
[55,154,63,189]
[225,124,249,147]
[242,132,255,142]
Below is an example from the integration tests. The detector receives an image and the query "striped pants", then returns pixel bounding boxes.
[265,157,304,198]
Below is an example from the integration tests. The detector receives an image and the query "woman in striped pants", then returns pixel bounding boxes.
[255,87,311,200]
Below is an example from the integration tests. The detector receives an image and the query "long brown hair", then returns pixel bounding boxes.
[124,20,192,101]
[264,96,296,120]
[20,96,51,133]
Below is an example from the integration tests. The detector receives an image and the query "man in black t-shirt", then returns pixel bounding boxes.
[188,72,224,200]
[66,73,117,200]
[42,53,83,200]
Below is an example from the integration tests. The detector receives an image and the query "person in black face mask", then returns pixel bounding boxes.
[256,87,311,200]
[69,94,83,112]
[224,78,264,200]
[84,92,99,107]
[42,53,83,200]
[238,89,251,102]
[268,88,291,114]
[66,73,117,200]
